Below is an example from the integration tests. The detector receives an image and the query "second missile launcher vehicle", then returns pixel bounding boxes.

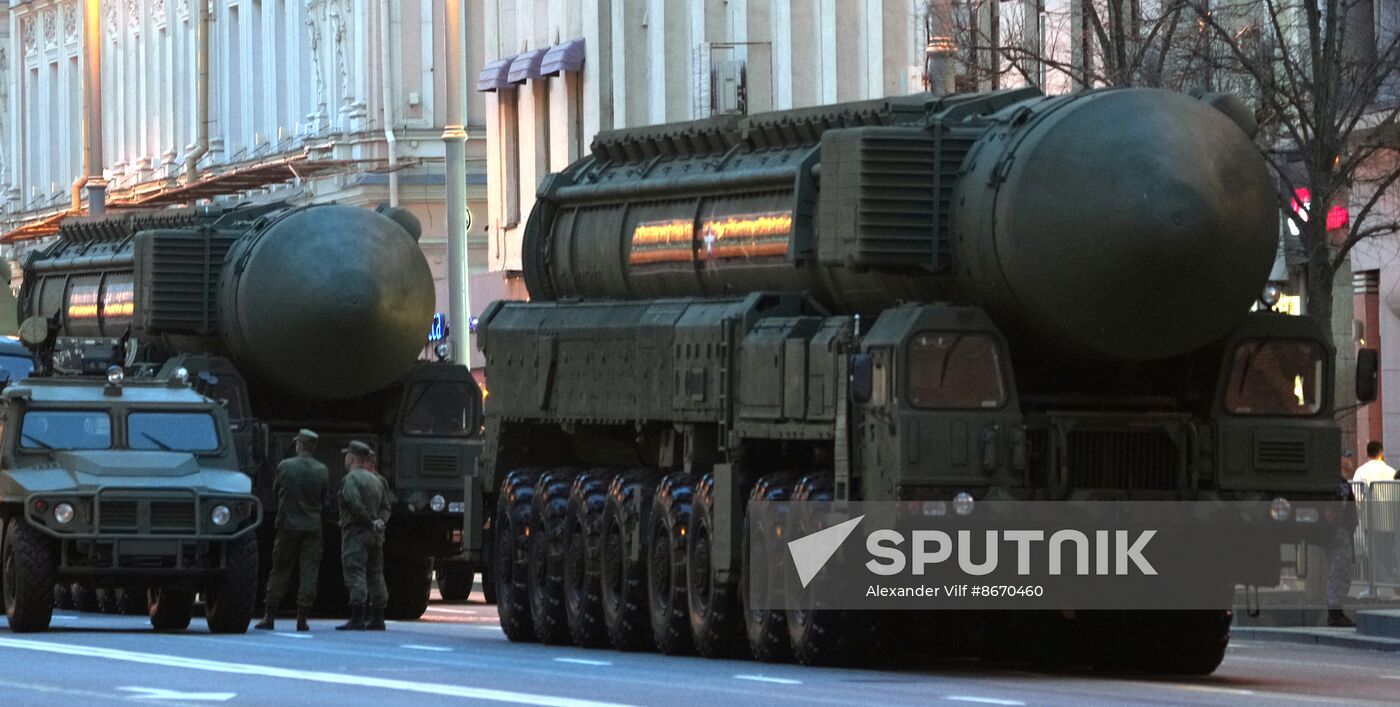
[467,87,1371,672]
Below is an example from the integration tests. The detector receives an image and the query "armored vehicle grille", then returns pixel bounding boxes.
[98,501,139,531]
[1254,438,1309,471]
[150,502,197,534]
[1065,429,1179,491]
[421,454,459,477]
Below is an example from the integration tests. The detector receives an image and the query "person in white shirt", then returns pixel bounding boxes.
[1353,441,1397,485]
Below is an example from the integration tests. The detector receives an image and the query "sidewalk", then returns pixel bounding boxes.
[1231,609,1400,652]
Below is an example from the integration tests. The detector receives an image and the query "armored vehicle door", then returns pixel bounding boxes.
[391,362,483,510]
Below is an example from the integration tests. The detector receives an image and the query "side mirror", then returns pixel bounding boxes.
[1357,347,1379,404]
[850,353,873,404]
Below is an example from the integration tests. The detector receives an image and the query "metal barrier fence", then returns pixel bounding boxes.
[1352,480,1400,596]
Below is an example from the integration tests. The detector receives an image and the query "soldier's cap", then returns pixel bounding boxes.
[342,440,373,458]
[296,428,319,442]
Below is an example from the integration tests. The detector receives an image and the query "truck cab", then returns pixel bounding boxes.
[0,371,261,633]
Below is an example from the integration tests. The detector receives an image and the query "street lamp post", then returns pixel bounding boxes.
[443,0,471,367]
[77,0,106,216]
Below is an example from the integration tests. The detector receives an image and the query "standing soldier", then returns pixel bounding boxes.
[336,440,393,631]
[255,429,329,632]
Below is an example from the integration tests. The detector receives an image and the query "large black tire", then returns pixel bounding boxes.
[1130,610,1232,675]
[96,587,120,614]
[3,519,57,632]
[385,556,433,620]
[647,473,694,655]
[436,560,474,602]
[528,468,580,644]
[600,469,660,651]
[563,469,618,647]
[785,475,881,666]
[495,468,541,642]
[53,583,74,611]
[688,472,749,658]
[71,582,98,613]
[149,587,195,631]
[116,585,149,616]
[205,534,259,634]
[743,472,797,662]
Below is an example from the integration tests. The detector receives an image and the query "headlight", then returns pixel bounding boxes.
[1269,497,1292,522]
[430,494,446,512]
[54,503,75,525]
[211,504,232,527]
[107,366,124,385]
[953,492,976,516]
[448,502,464,513]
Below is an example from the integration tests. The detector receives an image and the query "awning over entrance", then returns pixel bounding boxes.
[541,38,585,76]
[507,49,547,85]
[476,56,515,92]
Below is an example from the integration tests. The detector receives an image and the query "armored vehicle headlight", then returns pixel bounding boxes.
[434,343,452,362]
[953,492,976,516]
[211,504,232,527]
[107,366,124,385]
[430,494,446,512]
[174,367,190,385]
[53,503,75,525]
[1269,497,1292,522]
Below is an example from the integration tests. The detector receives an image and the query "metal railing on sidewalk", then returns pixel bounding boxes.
[1351,480,1400,597]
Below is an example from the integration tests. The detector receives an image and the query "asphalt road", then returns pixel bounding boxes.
[1,583,1396,707]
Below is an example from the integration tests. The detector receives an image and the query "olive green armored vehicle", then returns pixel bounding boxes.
[0,350,261,633]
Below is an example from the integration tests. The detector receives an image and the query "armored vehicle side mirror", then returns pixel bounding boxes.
[850,354,873,404]
[1357,348,1379,404]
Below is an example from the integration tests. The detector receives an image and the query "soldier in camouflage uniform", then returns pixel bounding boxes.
[255,429,330,632]
[336,440,394,631]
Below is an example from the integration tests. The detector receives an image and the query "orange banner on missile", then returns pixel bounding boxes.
[629,211,792,266]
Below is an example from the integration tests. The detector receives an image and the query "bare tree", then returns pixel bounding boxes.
[923,0,1216,92]
[1191,0,1400,343]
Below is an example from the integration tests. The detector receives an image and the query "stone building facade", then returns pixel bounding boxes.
[0,0,497,365]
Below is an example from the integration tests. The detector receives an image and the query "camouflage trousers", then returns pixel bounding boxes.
[1326,524,1354,609]
[341,526,388,609]
[264,529,323,609]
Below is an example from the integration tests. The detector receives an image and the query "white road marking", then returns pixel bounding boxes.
[427,607,482,615]
[945,697,1025,706]
[272,633,313,639]
[401,644,453,652]
[0,638,634,707]
[118,686,236,701]
[554,658,612,666]
[733,675,802,685]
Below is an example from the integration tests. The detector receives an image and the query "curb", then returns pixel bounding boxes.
[1231,626,1400,652]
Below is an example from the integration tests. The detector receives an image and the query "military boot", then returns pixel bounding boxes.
[253,609,275,631]
[367,607,385,631]
[335,605,367,631]
[295,607,311,632]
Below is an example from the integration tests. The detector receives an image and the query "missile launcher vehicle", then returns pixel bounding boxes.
[15,202,483,619]
[466,86,1372,672]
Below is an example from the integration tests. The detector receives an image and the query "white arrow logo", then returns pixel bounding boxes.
[119,687,237,702]
[786,515,865,588]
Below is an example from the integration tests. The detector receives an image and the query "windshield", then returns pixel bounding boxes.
[1225,339,1325,416]
[20,410,112,450]
[907,332,1007,409]
[128,412,221,452]
[402,381,473,436]
[0,354,33,384]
